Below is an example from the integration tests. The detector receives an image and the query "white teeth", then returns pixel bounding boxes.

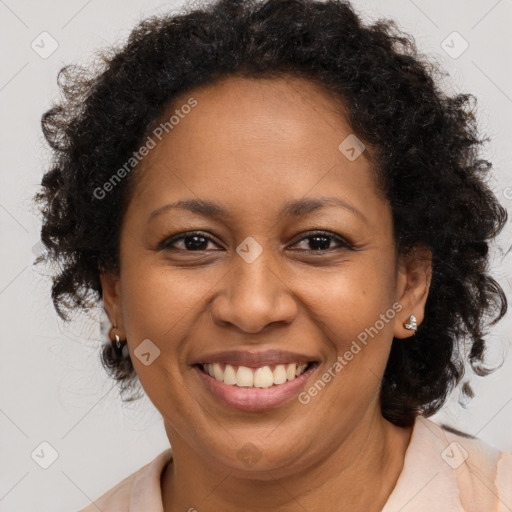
[254,366,274,388]
[202,362,311,388]
[236,366,254,387]
[273,364,287,384]
[213,362,224,381]
[296,363,308,376]
[223,364,237,385]
[286,363,297,381]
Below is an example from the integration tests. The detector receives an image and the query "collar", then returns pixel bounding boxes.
[129,448,172,512]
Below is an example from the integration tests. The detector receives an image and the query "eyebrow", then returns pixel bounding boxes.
[148,197,367,223]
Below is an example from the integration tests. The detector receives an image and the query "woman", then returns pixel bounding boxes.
[34,0,511,510]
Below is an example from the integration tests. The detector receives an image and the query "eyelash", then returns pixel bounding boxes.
[158,230,352,254]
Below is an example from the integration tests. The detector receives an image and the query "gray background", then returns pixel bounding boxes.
[1,0,511,510]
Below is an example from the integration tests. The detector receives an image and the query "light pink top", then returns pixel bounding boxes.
[79,416,512,511]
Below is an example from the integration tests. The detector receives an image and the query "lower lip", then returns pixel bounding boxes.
[193,364,318,411]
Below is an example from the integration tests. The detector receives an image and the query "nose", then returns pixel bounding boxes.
[209,250,298,334]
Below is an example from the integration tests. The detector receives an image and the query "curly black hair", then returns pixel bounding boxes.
[33,0,508,426]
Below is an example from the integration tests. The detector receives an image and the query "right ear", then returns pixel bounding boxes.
[99,271,125,337]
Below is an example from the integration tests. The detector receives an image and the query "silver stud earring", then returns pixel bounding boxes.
[403,314,417,332]
[111,323,125,357]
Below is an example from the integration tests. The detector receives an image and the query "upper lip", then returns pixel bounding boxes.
[191,350,317,368]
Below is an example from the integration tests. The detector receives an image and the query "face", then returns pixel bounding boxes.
[101,75,431,476]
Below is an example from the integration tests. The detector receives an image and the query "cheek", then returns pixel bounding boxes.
[292,257,398,390]
[119,261,211,343]
[299,257,396,332]
[117,261,210,408]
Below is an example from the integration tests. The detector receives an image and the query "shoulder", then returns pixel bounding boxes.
[382,415,512,512]
[78,448,172,512]
[418,416,512,511]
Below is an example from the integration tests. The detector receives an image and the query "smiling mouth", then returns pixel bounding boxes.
[196,362,318,388]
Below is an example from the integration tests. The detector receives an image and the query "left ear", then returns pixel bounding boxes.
[393,245,432,339]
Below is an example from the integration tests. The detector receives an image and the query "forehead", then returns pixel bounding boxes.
[124,75,385,226]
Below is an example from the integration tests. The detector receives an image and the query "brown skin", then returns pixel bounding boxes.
[101,75,432,511]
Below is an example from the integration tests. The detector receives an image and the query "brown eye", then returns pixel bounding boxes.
[290,231,352,253]
[158,231,220,251]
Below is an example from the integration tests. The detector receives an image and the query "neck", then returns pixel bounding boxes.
[161,409,413,512]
